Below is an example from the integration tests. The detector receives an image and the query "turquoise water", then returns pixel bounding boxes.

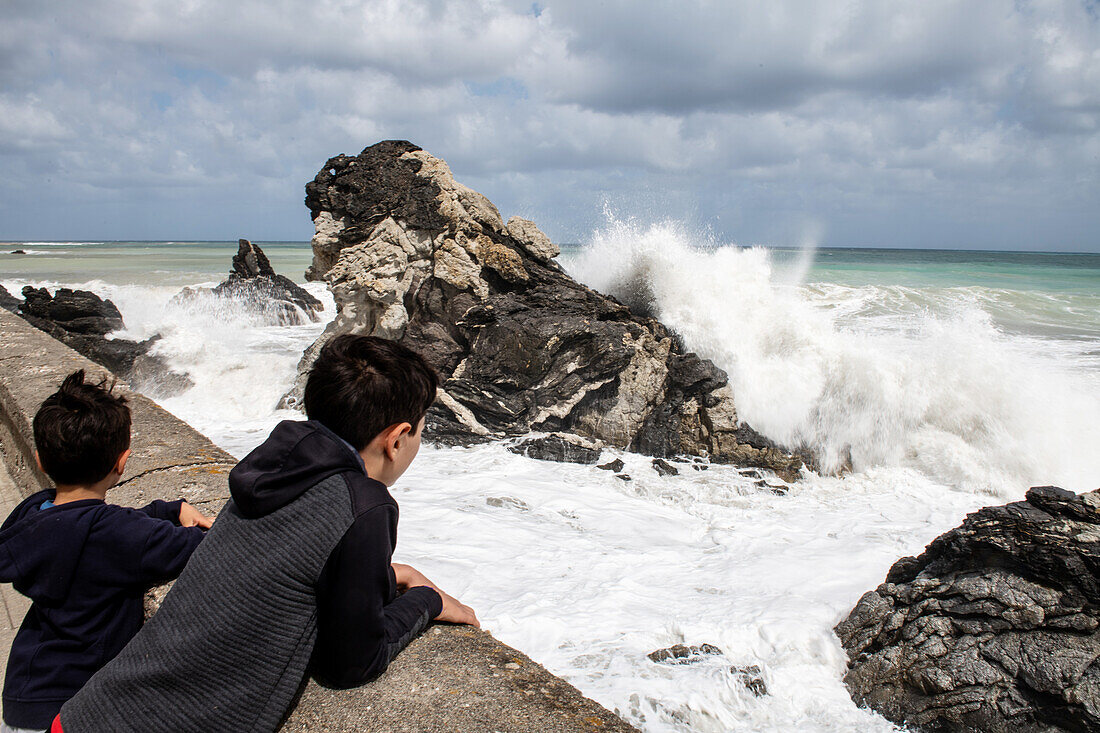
[791,247,1100,293]
[3,239,1098,345]
[4,240,1098,292]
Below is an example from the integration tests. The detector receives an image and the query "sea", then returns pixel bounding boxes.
[3,227,1099,732]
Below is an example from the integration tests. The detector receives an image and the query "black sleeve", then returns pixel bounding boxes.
[137,499,184,524]
[311,504,443,688]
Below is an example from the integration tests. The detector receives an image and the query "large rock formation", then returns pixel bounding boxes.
[14,286,190,395]
[176,239,323,326]
[835,485,1100,732]
[283,140,803,478]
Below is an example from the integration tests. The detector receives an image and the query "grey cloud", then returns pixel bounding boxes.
[0,0,1097,251]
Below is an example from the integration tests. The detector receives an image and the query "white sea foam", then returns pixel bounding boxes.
[565,217,1100,497]
[6,232,1099,732]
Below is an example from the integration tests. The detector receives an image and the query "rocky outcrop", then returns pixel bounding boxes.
[835,485,1100,732]
[176,240,323,326]
[14,287,190,395]
[282,140,803,479]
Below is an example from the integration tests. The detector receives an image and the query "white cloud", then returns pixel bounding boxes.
[0,0,1097,248]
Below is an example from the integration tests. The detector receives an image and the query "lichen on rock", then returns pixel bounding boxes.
[282,140,804,478]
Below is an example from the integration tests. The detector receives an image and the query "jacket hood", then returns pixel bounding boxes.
[229,420,365,518]
[0,492,99,603]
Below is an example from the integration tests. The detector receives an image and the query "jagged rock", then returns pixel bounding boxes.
[0,284,20,313]
[835,485,1100,733]
[21,286,124,335]
[652,458,679,476]
[597,459,625,472]
[281,140,804,478]
[731,665,768,697]
[10,249,26,255]
[615,474,631,481]
[508,434,603,465]
[647,644,723,664]
[15,286,191,395]
[175,240,323,326]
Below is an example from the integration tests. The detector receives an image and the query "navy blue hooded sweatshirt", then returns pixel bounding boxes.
[0,492,204,728]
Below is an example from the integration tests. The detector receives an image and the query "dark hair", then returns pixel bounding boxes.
[304,335,438,450]
[33,370,132,485]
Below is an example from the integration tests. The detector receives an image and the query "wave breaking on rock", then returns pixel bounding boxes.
[281,140,806,479]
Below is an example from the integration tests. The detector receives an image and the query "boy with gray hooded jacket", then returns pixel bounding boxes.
[59,335,477,732]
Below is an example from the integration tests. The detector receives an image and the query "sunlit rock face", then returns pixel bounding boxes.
[836,485,1100,733]
[283,140,803,478]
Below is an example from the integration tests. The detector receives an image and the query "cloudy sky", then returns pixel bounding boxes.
[2,0,1099,250]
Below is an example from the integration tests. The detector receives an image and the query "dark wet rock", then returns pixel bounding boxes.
[754,479,788,495]
[282,140,805,477]
[9,249,26,255]
[21,286,124,335]
[692,464,709,471]
[652,458,679,476]
[508,434,602,465]
[615,474,631,482]
[835,485,1100,733]
[176,240,323,326]
[0,284,19,313]
[647,644,723,664]
[597,459,625,472]
[15,286,191,395]
[731,665,768,697]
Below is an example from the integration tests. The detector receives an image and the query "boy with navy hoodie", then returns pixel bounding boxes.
[0,370,211,733]
[58,335,478,732]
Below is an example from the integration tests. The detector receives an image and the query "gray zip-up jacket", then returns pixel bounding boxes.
[60,420,442,732]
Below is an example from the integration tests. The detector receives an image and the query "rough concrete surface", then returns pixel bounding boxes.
[0,308,637,732]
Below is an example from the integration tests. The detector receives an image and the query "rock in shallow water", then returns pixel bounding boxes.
[175,239,323,326]
[282,140,806,478]
[835,485,1100,733]
[508,434,603,465]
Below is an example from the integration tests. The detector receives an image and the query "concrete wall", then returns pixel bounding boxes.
[0,309,636,732]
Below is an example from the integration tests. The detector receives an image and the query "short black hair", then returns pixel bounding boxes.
[33,370,132,486]
[304,335,438,450]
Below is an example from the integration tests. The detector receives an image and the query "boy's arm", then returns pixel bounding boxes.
[134,517,206,584]
[137,499,185,524]
[138,500,213,528]
[311,504,443,689]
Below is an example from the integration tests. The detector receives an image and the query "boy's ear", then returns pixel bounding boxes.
[34,450,43,472]
[382,422,413,461]
[113,448,131,476]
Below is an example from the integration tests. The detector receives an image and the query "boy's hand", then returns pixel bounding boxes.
[436,590,480,628]
[391,563,480,628]
[178,502,214,529]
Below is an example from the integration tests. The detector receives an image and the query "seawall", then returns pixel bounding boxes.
[0,308,637,732]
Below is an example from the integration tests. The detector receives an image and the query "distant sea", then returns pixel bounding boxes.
[3,236,1099,732]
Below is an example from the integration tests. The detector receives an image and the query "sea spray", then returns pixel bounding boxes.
[564,217,1100,496]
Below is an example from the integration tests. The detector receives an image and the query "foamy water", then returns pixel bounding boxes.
[3,234,1099,732]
